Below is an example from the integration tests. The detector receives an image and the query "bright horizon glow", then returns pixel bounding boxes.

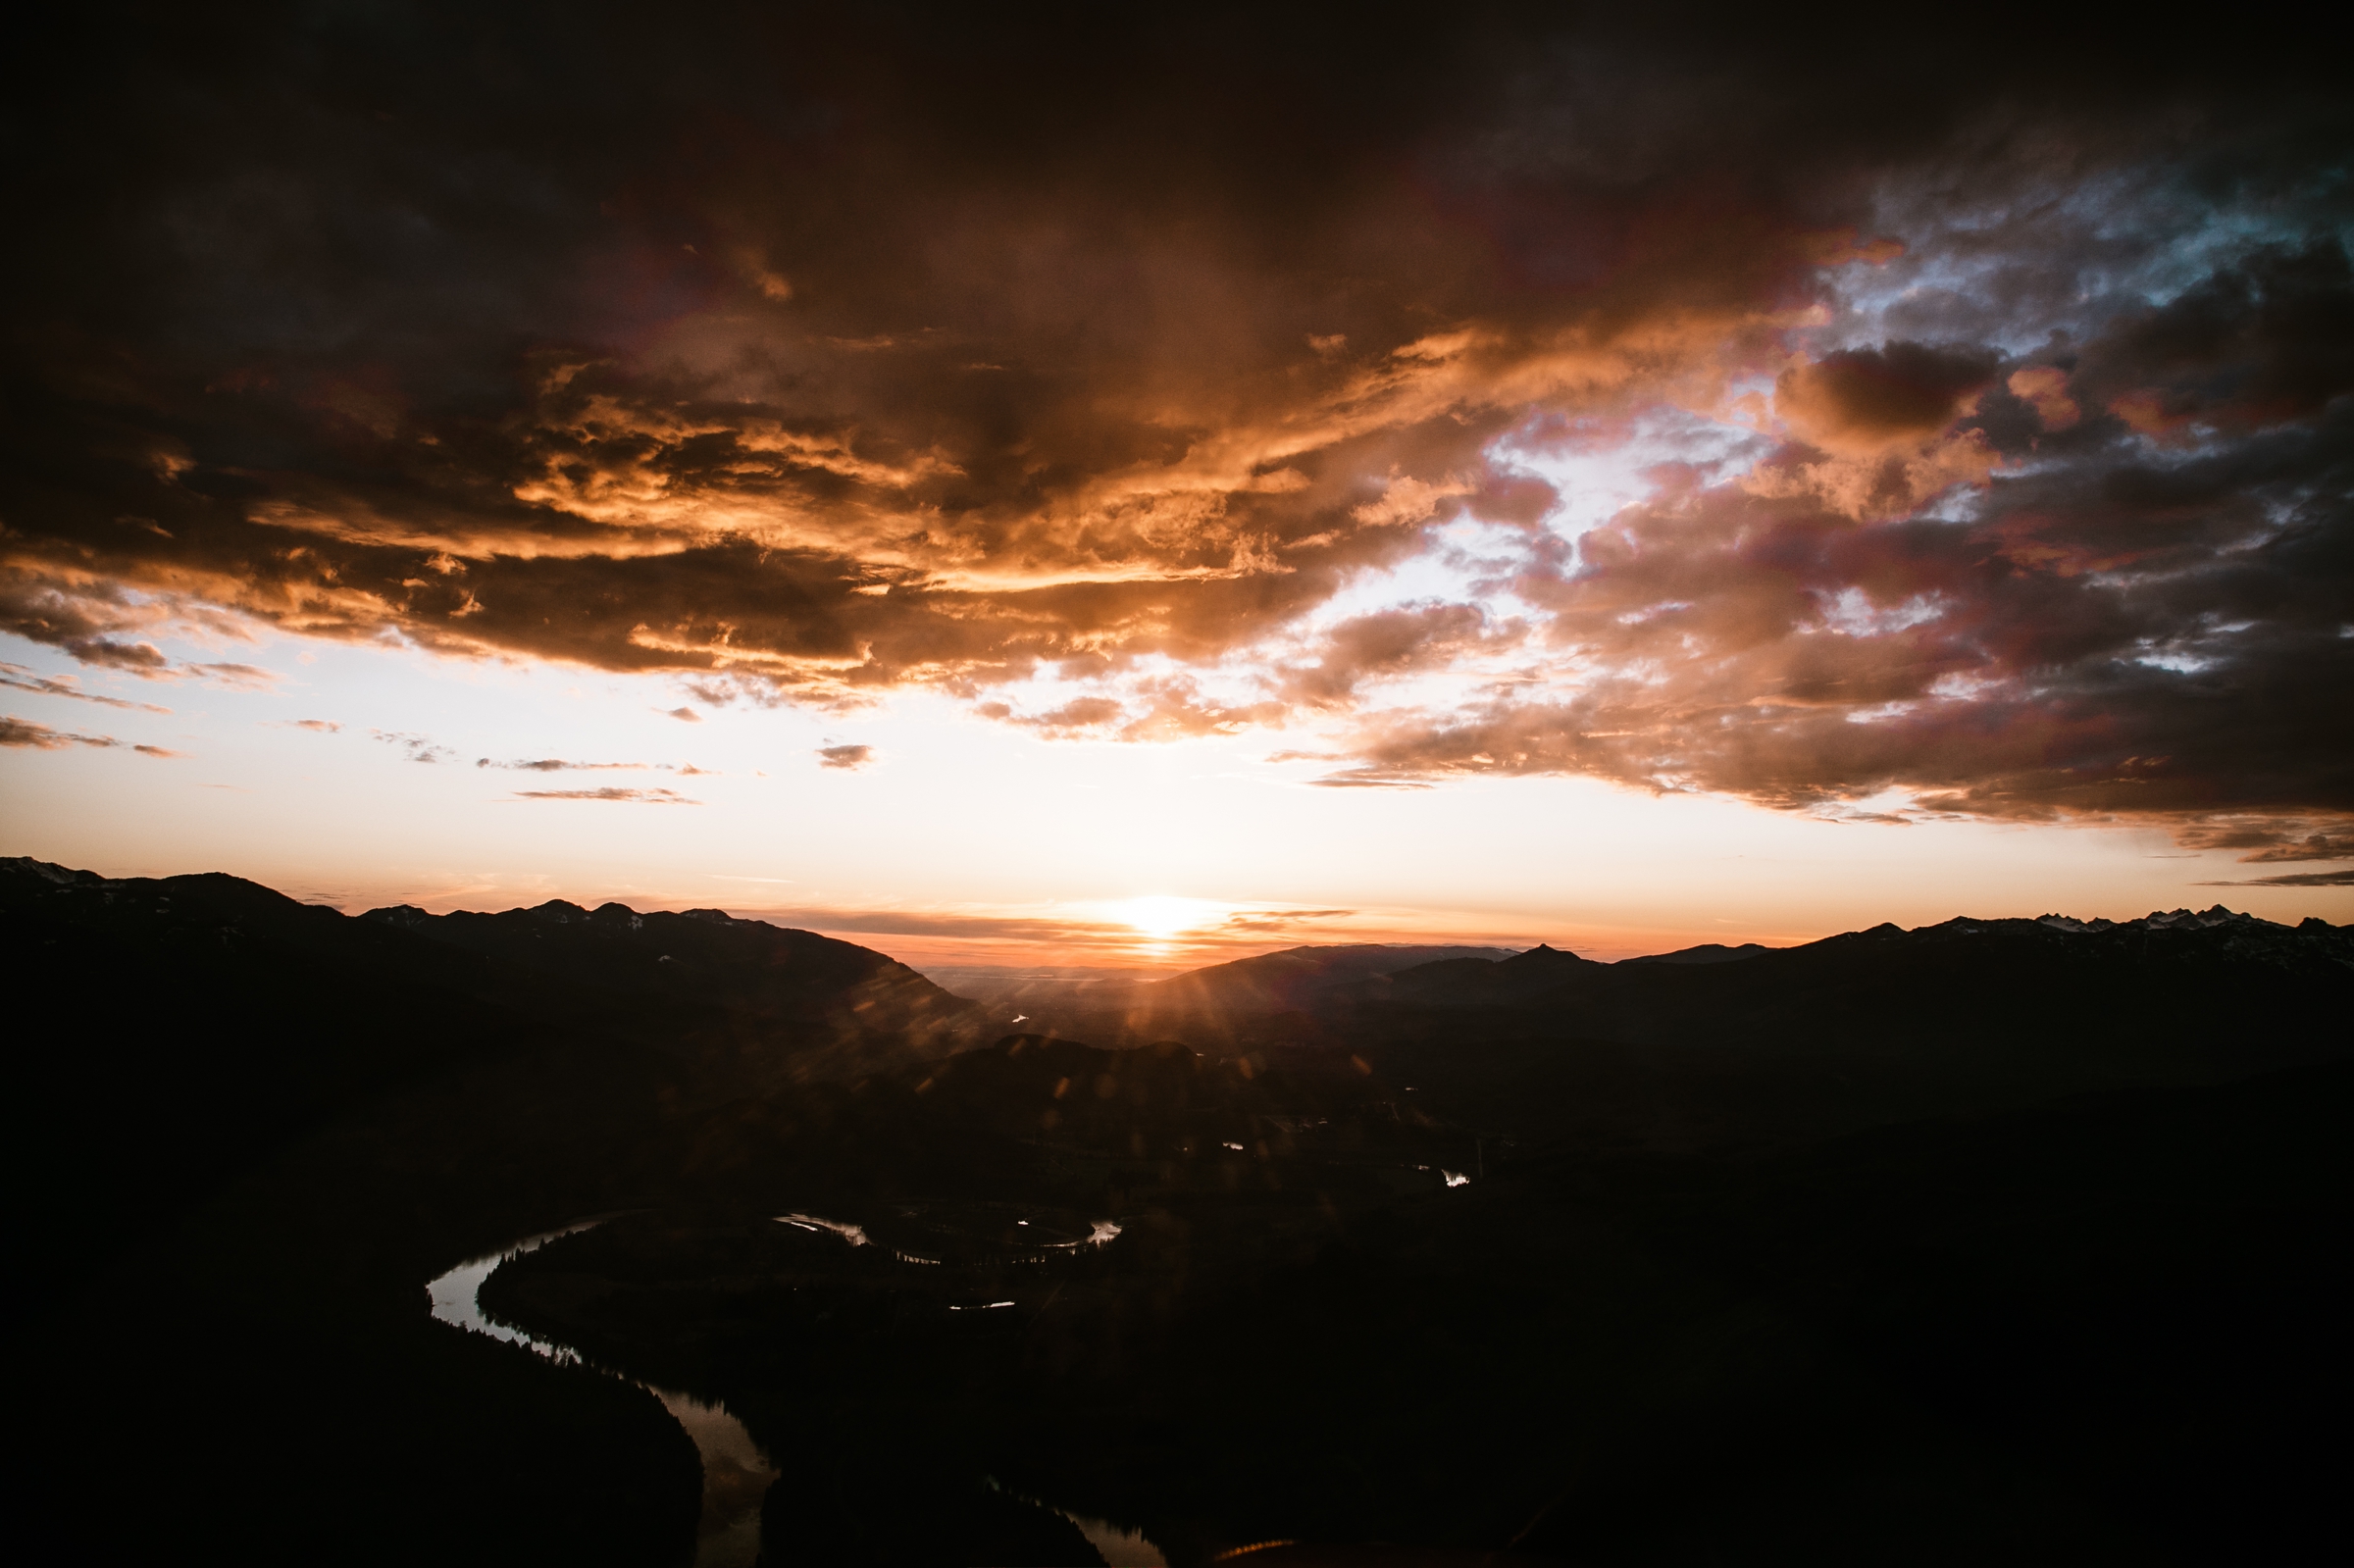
[5,619,2345,980]
[1110,896,1226,944]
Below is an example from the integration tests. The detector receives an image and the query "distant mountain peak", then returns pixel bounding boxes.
[2036,905,2276,936]
[1621,941,1773,967]
[1504,942,1589,968]
[4,855,105,886]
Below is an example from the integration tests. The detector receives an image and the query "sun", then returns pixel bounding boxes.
[1114,895,1221,942]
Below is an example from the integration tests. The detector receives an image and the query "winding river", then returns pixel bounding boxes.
[426,1221,1166,1567]
[427,1225,774,1567]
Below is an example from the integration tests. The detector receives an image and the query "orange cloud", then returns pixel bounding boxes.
[2006,366,2080,431]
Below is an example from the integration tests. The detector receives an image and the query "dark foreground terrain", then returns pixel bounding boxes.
[7,856,2350,1565]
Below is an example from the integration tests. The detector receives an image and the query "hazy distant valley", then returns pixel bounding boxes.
[10,856,2350,1567]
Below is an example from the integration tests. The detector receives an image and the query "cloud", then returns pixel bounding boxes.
[2175,820,2354,863]
[0,579,282,687]
[272,719,342,733]
[1305,768,1435,790]
[3,716,117,749]
[659,707,703,723]
[2075,240,2354,437]
[0,664,173,713]
[475,756,715,776]
[2,715,181,756]
[370,730,455,764]
[184,662,282,692]
[2195,869,2354,887]
[68,638,172,673]
[1216,908,1357,932]
[1776,342,1999,454]
[816,743,873,770]
[1,7,2346,848]
[2239,835,2354,863]
[1284,603,1525,707]
[511,786,701,804]
[2006,367,2080,432]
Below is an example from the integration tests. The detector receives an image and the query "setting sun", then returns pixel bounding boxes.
[1110,895,1224,943]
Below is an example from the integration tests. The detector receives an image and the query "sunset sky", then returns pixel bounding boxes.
[5,5,2348,971]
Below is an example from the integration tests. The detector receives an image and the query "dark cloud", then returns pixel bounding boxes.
[1,4,2346,842]
[2197,869,2354,887]
[816,744,872,770]
[272,718,340,732]
[2240,835,2354,864]
[66,638,172,674]
[2176,820,2354,863]
[2077,240,2354,436]
[1777,343,2000,451]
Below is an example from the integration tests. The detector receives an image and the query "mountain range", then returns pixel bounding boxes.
[1001,904,2354,1152]
[2,856,989,1290]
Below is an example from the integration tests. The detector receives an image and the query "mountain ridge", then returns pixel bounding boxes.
[1,855,993,1288]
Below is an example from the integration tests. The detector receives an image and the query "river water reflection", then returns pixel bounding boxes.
[425,1226,775,1568]
[426,1220,1166,1567]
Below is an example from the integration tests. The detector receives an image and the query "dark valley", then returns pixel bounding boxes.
[8,856,2350,1566]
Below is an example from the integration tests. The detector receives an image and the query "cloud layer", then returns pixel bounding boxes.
[2,716,182,757]
[3,4,2347,854]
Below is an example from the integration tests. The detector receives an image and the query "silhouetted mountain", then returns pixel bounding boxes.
[1618,941,1772,965]
[1381,942,1596,1003]
[2,857,986,1288]
[1011,910,2353,1152]
[1145,943,1518,1011]
[1339,908,2353,1152]
[987,942,1518,1044]
[362,897,986,1087]
[6,856,543,1282]
[1346,907,2352,1037]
